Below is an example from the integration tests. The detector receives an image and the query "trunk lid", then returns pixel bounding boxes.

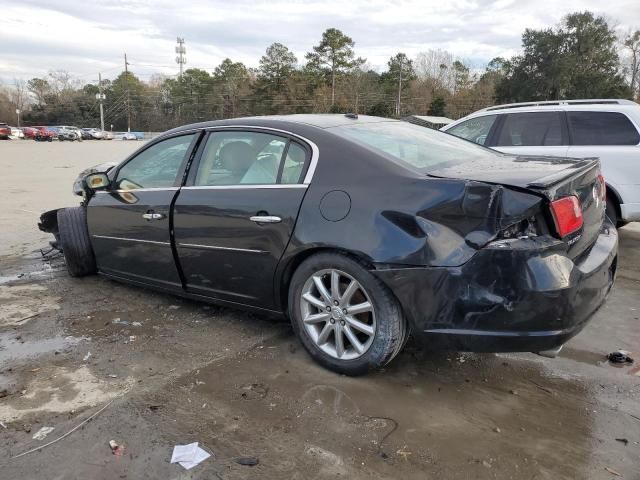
[428,154,606,259]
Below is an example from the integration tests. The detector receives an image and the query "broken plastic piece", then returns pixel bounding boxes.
[607,351,634,364]
[109,439,125,456]
[170,442,211,470]
[235,456,259,466]
[32,426,55,441]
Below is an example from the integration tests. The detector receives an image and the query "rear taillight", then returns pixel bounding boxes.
[550,196,583,238]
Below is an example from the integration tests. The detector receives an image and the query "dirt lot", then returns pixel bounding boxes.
[0,141,639,479]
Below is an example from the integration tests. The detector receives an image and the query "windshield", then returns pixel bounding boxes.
[328,121,498,172]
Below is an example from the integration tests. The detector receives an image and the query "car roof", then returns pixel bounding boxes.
[166,114,398,135]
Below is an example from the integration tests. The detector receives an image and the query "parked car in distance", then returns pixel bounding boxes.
[82,128,104,140]
[9,127,24,139]
[0,123,11,139]
[55,126,82,141]
[115,132,138,141]
[39,114,617,375]
[33,126,56,141]
[442,99,640,226]
[21,127,38,139]
[102,130,114,140]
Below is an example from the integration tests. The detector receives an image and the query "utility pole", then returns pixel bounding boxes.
[97,72,106,132]
[124,53,131,132]
[176,37,186,80]
[397,57,403,118]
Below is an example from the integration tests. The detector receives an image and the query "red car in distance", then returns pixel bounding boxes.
[21,127,39,139]
[0,123,11,139]
[33,126,56,142]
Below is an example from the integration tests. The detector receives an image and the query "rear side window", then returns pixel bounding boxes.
[568,112,640,145]
[194,131,309,186]
[446,115,497,146]
[496,112,563,146]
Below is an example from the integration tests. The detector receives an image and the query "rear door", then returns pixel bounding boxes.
[88,132,199,290]
[173,128,312,309]
[566,110,640,219]
[489,111,569,157]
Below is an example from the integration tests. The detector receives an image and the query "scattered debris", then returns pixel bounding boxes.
[494,427,501,433]
[615,438,629,446]
[30,368,40,373]
[0,421,7,429]
[148,405,162,411]
[396,445,411,461]
[132,321,142,327]
[108,374,118,378]
[608,351,634,364]
[605,466,623,477]
[109,440,125,456]
[32,426,55,440]
[168,305,181,310]
[235,456,259,466]
[170,442,211,470]
[83,352,92,362]
[482,460,492,468]
[112,318,129,326]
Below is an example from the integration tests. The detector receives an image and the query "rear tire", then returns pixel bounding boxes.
[57,207,96,277]
[289,252,406,376]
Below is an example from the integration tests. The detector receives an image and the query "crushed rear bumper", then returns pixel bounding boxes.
[373,218,618,352]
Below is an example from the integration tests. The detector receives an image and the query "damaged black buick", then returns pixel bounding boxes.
[39,115,617,375]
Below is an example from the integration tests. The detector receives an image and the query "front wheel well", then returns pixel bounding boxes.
[278,247,375,316]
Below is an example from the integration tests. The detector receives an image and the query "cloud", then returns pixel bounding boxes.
[1,0,639,84]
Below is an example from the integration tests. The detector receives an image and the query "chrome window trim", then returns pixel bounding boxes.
[201,125,319,185]
[177,242,267,254]
[92,235,170,246]
[96,187,179,194]
[181,184,307,190]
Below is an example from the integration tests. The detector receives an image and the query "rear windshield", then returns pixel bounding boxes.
[328,121,498,172]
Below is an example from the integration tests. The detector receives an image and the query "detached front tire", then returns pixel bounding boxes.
[57,207,96,277]
[289,252,407,376]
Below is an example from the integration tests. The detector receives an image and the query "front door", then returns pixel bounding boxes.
[173,129,311,309]
[87,133,199,290]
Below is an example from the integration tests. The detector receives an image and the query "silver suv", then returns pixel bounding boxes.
[442,99,640,225]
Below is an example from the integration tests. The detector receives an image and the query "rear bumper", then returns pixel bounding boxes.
[373,219,618,352]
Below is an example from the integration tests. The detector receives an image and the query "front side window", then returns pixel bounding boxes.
[116,134,196,190]
[194,131,307,186]
[495,112,563,147]
[446,115,497,145]
[568,111,640,146]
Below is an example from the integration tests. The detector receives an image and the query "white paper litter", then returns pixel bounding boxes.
[170,442,211,470]
[33,426,55,440]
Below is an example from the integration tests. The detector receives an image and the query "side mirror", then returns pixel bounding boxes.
[85,173,110,190]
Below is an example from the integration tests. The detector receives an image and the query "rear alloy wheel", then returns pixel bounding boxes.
[289,253,406,375]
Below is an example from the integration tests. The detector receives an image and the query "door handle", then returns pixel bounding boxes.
[250,215,282,224]
[142,212,166,221]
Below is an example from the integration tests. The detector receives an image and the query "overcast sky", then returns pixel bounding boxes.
[1,0,639,85]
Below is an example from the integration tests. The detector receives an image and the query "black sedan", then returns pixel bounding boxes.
[39,114,618,375]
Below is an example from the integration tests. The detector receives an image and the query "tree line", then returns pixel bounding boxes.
[0,11,638,131]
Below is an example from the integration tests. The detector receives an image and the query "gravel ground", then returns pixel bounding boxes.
[0,140,638,479]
